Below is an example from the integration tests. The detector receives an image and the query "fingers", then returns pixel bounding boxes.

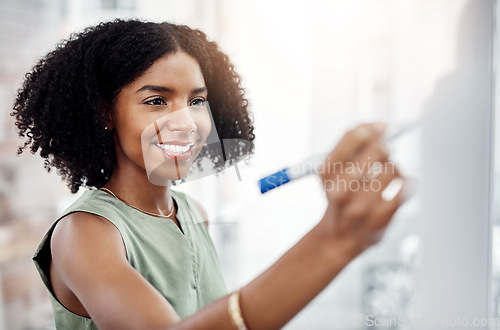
[333,165,400,232]
[320,122,418,249]
[322,135,391,205]
[366,175,415,231]
[351,161,399,206]
[323,122,386,171]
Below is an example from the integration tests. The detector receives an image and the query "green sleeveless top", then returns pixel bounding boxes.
[33,189,228,329]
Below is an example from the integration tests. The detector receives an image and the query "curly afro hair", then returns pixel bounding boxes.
[11,19,255,193]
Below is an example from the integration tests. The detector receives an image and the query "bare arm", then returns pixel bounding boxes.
[51,122,411,329]
[51,212,182,329]
[177,122,408,329]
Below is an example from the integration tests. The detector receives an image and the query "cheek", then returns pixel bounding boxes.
[114,113,152,158]
[117,119,144,144]
[115,106,156,136]
[196,111,212,141]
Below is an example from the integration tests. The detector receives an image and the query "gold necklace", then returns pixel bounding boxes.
[99,187,175,219]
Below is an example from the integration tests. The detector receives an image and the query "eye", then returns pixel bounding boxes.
[190,97,206,107]
[144,97,167,106]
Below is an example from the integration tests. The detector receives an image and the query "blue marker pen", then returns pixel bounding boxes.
[258,121,419,194]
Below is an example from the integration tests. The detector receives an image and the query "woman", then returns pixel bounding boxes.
[12,19,409,329]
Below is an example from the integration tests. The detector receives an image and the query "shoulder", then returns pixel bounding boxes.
[51,211,126,263]
[48,212,126,318]
[58,189,113,216]
[53,211,119,234]
[49,211,182,328]
[58,189,135,229]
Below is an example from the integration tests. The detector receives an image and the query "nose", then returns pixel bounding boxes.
[166,107,197,134]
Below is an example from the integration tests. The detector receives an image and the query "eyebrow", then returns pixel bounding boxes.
[136,85,207,94]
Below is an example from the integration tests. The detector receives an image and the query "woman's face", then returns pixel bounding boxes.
[111,51,212,184]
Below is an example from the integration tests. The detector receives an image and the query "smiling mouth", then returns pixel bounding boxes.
[152,142,197,161]
[153,142,194,154]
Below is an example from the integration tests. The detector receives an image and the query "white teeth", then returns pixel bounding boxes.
[155,143,192,154]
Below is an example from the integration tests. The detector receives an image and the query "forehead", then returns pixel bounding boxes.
[131,51,206,89]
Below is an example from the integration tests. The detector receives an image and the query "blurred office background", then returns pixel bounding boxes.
[0,0,497,329]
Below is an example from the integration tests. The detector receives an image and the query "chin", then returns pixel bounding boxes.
[147,165,192,186]
[142,146,206,186]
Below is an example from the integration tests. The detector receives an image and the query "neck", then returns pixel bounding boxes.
[103,162,175,218]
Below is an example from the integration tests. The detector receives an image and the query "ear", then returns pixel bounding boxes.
[98,97,114,131]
